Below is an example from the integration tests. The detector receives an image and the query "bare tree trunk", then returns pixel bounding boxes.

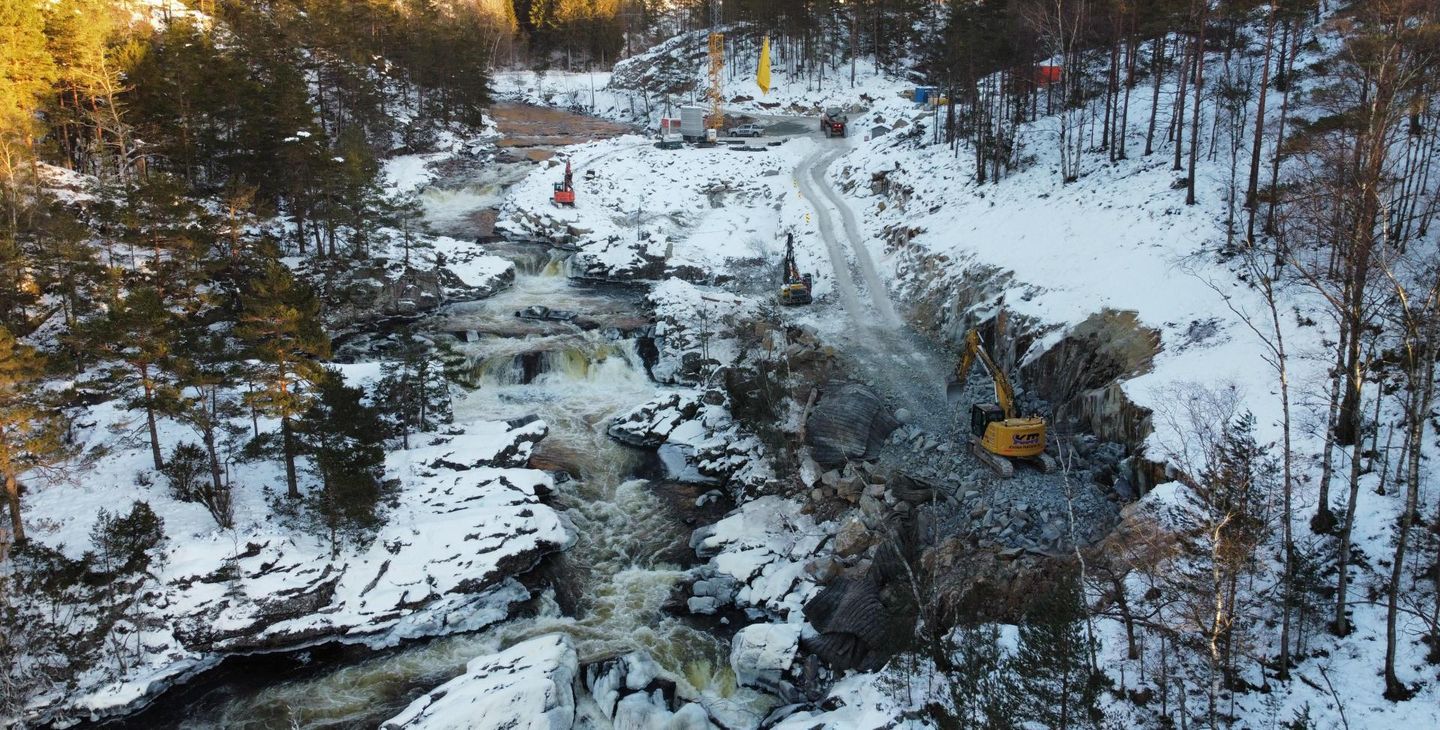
[4,470,23,545]
[282,416,300,500]
[1173,33,1191,172]
[1383,388,1422,697]
[1333,435,1365,636]
[1314,335,1344,532]
[1275,341,1295,678]
[1186,4,1207,206]
[1265,19,1298,236]
[1384,299,1437,698]
[1145,35,1164,156]
[1245,10,1277,242]
[1119,32,1135,160]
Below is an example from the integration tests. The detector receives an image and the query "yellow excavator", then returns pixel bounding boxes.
[947,329,1056,478]
[778,233,813,305]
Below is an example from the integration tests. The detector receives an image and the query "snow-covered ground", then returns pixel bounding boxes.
[16,16,1437,728]
[473,22,1440,729]
[16,380,569,723]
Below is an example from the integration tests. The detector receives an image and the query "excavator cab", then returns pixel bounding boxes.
[969,403,1006,440]
[779,278,813,305]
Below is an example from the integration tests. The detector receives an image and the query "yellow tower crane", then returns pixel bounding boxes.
[707,1,724,132]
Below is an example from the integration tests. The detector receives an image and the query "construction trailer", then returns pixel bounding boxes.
[680,106,708,141]
[912,86,939,105]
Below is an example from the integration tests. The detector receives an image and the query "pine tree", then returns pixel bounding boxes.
[1012,570,1100,730]
[0,233,38,332]
[170,321,243,528]
[44,0,131,179]
[81,286,177,472]
[940,623,1020,729]
[376,332,451,449]
[237,259,330,500]
[0,0,55,235]
[299,368,387,543]
[0,327,67,545]
[329,125,382,259]
[1198,411,1273,690]
[29,200,102,330]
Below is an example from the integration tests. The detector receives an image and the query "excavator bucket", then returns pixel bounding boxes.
[946,377,967,406]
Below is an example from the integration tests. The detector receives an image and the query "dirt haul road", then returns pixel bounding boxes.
[795,145,954,433]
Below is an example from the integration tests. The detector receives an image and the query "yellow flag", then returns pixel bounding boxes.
[757,36,771,95]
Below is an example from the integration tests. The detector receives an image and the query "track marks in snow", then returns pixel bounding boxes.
[795,145,950,431]
[804,147,902,328]
[796,147,867,323]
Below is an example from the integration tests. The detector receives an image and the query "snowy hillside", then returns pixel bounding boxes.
[478,11,1440,729]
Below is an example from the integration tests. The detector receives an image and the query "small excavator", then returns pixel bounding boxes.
[778,233,813,305]
[552,160,576,206]
[948,329,1056,478]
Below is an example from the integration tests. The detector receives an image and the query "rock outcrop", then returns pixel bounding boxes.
[309,248,515,332]
[729,623,803,695]
[383,634,578,729]
[609,390,771,493]
[583,652,714,730]
[805,382,900,469]
[36,420,569,726]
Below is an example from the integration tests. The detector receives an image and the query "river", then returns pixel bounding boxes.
[126,105,777,729]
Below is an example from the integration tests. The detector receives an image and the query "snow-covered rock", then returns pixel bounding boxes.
[645,279,762,386]
[431,234,516,297]
[766,672,913,730]
[610,390,771,492]
[382,634,578,730]
[582,651,716,729]
[406,415,550,471]
[19,412,569,725]
[613,693,712,730]
[686,496,831,620]
[304,245,514,332]
[729,623,802,694]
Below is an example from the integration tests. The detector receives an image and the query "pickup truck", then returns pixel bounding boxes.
[820,108,847,138]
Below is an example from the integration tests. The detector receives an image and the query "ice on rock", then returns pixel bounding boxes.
[729,623,802,694]
[382,634,578,730]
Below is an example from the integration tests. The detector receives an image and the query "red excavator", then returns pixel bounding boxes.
[553,160,576,206]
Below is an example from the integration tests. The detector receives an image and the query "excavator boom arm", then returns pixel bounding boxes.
[783,233,801,281]
[950,329,1018,418]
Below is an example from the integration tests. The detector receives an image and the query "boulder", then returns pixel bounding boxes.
[804,557,843,584]
[609,392,704,448]
[614,693,712,730]
[833,518,873,559]
[804,383,899,469]
[730,623,802,693]
[835,475,866,503]
[382,634,577,729]
[801,575,890,671]
[889,473,937,504]
[584,652,681,723]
